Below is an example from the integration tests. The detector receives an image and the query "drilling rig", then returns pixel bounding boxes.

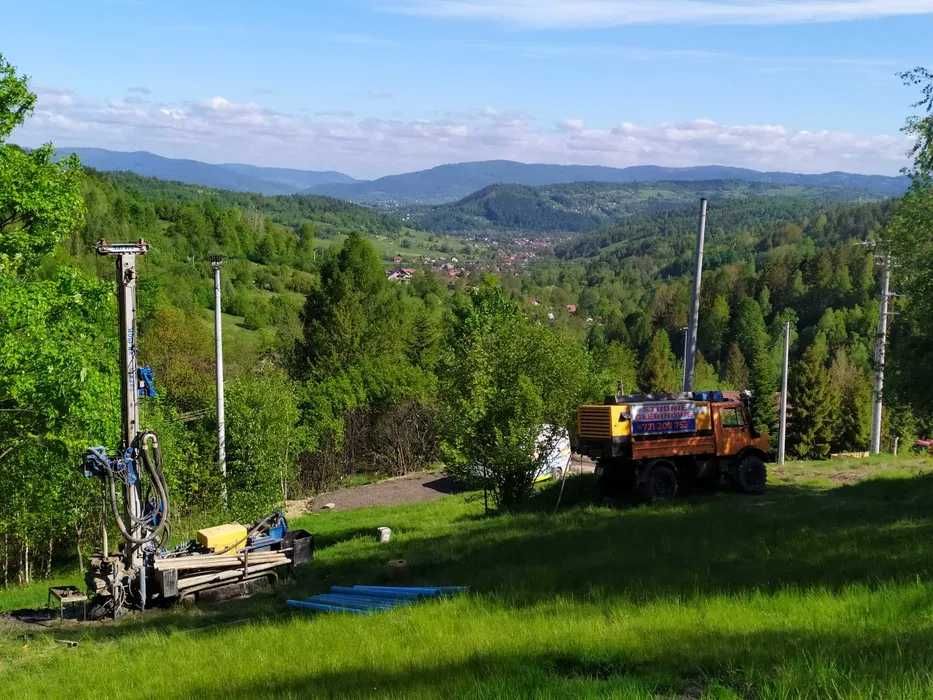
[81,240,311,618]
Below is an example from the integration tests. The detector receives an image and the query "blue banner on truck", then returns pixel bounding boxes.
[632,402,698,436]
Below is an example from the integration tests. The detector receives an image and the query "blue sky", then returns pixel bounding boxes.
[6,1,933,177]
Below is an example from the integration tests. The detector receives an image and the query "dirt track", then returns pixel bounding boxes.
[285,471,460,518]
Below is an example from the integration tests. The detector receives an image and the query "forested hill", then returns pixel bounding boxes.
[101,171,402,237]
[555,196,892,270]
[307,159,909,204]
[408,180,892,235]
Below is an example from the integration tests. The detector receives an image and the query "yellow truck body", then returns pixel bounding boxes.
[577,400,712,441]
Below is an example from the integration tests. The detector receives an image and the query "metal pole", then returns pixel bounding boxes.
[778,321,790,465]
[683,198,707,393]
[870,256,891,455]
[211,256,227,506]
[681,327,689,392]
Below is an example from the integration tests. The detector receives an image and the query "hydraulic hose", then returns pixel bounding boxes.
[107,431,170,547]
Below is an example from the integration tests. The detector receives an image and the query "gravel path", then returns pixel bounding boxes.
[285,471,460,518]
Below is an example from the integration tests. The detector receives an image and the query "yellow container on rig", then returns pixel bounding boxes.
[197,522,248,555]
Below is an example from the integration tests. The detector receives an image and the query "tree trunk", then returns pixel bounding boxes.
[75,523,84,573]
[46,538,52,579]
[2,533,7,588]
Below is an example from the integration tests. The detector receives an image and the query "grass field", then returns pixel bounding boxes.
[2,456,933,698]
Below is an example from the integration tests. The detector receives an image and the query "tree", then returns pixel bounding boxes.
[0,54,106,581]
[900,67,933,178]
[296,233,400,377]
[699,294,730,364]
[225,367,302,519]
[439,286,592,508]
[640,330,679,394]
[0,53,83,276]
[723,342,750,390]
[602,341,638,396]
[790,334,835,459]
[883,68,933,414]
[828,349,871,452]
[733,298,777,435]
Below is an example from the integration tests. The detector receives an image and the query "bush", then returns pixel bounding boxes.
[439,285,593,508]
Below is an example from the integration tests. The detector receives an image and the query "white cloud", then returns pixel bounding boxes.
[387,0,933,27]
[14,86,911,177]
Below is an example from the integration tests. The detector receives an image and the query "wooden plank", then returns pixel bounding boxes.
[176,560,287,590]
[155,554,287,571]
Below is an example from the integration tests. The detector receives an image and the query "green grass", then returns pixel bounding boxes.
[3,457,933,698]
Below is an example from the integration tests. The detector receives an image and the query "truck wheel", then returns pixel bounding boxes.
[637,462,678,502]
[734,454,767,494]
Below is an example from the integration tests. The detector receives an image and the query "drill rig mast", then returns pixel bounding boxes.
[81,240,310,618]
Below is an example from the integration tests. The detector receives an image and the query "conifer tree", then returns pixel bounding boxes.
[723,342,750,390]
[790,334,835,459]
[733,298,777,434]
[640,330,679,394]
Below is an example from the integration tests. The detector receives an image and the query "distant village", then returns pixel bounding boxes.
[384,236,555,282]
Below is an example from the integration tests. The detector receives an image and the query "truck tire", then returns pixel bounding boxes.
[734,454,767,494]
[637,461,678,502]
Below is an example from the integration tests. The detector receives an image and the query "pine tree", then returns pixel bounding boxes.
[640,330,679,394]
[407,314,440,370]
[723,342,750,390]
[790,334,835,459]
[828,349,871,451]
[733,298,777,434]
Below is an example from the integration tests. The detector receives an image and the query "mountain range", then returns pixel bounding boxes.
[51,147,910,204]
[306,161,911,205]
[53,147,357,195]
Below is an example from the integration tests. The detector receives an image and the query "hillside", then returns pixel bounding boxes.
[4,458,933,697]
[53,147,357,195]
[408,179,889,235]
[307,159,910,205]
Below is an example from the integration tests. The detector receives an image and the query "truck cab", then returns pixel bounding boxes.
[576,392,769,501]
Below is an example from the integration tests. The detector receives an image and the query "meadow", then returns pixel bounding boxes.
[2,456,933,699]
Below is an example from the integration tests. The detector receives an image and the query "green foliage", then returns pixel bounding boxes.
[733,299,778,434]
[900,67,933,178]
[225,367,301,520]
[722,342,750,390]
[828,349,871,452]
[639,330,679,394]
[440,286,592,508]
[790,334,836,459]
[0,53,35,139]
[297,233,400,376]
[0,55,111,581]
[0,145,85,275]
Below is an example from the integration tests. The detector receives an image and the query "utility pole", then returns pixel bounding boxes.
[680,326,689,391]
[870,255,892,455]
[210,255,227,507]
[777,320,790,465]
[683,198,707,393]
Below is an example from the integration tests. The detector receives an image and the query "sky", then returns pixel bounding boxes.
[5,1,933,178]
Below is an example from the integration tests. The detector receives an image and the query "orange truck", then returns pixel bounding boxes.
[576,391,769,501]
